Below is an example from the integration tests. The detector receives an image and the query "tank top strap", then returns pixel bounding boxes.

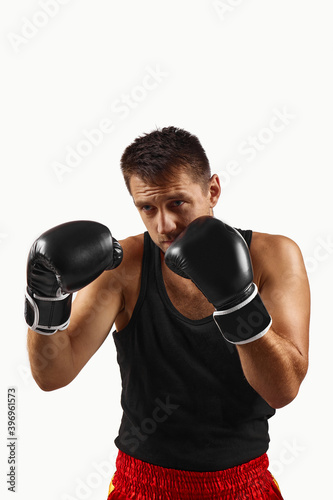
[137,231,154,304]
[121,232,153,329]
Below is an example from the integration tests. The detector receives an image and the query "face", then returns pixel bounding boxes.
[130,171,221,253]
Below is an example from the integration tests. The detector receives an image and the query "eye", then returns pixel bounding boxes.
[171,200,184,208]
[142,205,153,212]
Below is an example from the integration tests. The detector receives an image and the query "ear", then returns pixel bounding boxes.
[209,174,221,208]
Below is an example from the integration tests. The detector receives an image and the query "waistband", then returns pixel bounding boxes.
[112,450,272,499]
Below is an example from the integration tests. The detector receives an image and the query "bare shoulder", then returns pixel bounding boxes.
[110,233,145,289]
[118,232,145,250]
[250,231,303,259]
[249,231,310,364]
[117,233,145,269]
[80,233,144,294]
[250,231,307,288]
[110,233,145,330]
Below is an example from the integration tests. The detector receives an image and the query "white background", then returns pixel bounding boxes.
[0,1,332,498]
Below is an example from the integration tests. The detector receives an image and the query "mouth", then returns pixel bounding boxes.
[162,240,174,247]
[160,238,178,249]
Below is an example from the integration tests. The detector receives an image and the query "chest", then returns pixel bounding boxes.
[161,263,216,320]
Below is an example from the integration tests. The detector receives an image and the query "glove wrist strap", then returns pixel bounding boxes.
[213,284,272,345]
[25,287,72,335]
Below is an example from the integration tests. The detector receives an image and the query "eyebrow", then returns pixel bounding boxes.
[133,192,189,207]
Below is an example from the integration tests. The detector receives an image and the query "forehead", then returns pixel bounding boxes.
[130,171,203,202]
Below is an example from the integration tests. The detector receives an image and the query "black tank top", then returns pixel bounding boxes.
[112,228,275,472]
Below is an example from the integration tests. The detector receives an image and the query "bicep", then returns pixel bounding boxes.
[258,236,310,360]
[67,270,124,373]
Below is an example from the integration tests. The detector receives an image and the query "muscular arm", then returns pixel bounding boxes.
[236,233,310,409]
[27,258,124,391]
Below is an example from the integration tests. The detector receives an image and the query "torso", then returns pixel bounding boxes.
[113,231,267,331]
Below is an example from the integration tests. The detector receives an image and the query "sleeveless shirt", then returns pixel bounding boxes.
[112,228,275,472]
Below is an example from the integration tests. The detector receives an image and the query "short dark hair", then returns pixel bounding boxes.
[120,126,211,194]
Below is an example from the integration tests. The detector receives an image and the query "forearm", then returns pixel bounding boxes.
[24,220,123,391]
[27,328,76,391]
[27,280,122,391]
[236,328,308,409]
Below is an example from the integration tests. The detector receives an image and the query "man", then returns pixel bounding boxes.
[25,126,310,499]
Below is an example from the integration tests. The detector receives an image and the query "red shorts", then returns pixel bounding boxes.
[107,450,283,499]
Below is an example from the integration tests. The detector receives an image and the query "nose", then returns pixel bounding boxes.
[157,210,177,236]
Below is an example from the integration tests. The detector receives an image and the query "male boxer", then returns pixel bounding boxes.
[26,126,310,499]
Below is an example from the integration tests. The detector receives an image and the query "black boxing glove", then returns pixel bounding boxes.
[25,220,123,335]
[165,216,272,344]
